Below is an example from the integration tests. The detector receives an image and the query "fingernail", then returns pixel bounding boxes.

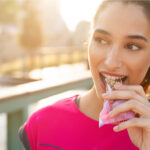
[114,83,122,88]
[102,92,110,97]
[113,125,119,131]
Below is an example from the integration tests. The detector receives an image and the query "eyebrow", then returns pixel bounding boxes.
[94,29,148,42]
[94,29,111,36]
[126,35,148,42]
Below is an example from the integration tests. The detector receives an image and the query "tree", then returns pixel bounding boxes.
[0,0,21,67]
[0,0,20,29]
[20,7,43,51]
[19,0,44,71]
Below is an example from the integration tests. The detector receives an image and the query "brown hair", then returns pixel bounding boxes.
[93,0,150,93]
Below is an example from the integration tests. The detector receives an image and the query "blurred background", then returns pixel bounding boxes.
[0,0,101,150]
[0,0,100,81]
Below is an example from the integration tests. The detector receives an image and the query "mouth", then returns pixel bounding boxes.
[99,72,128,91]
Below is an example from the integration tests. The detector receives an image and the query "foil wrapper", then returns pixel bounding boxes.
[99,78,135,127]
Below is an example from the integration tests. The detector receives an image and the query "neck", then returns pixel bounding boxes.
[79,86,104,121]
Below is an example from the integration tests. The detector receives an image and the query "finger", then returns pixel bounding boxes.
[114,84,146,98]
[113,118,150,132]
[108,100,150,118]
[102,90,145,104]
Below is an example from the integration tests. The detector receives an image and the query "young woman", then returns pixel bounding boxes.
[19,0,150,150]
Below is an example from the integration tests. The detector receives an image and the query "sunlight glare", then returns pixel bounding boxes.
[60,0,102,31]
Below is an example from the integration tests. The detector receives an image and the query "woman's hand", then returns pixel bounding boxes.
[102,85,150,150]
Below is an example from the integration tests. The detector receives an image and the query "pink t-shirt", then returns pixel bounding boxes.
[22,95,139,150]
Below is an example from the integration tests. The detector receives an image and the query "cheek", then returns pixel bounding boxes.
[88,42,105,67]
[88,44,97,67]
[128,57,150,84]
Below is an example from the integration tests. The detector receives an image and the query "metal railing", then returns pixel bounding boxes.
[0,72,93,150]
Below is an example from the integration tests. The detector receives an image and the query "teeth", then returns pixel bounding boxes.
[102,74,124,80]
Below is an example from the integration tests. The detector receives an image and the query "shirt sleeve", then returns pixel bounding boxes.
[18,112,39,150]
[18,126,31,150]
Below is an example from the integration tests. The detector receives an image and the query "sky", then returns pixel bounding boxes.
[19,0,102,31]
[60,0,102,31]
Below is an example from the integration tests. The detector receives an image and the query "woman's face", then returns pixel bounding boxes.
[88,2,150,98]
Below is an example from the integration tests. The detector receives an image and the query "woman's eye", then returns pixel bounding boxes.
[94,37,108,45]
[126,43,142,51]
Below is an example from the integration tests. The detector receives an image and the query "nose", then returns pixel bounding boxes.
[104,45,122,71]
